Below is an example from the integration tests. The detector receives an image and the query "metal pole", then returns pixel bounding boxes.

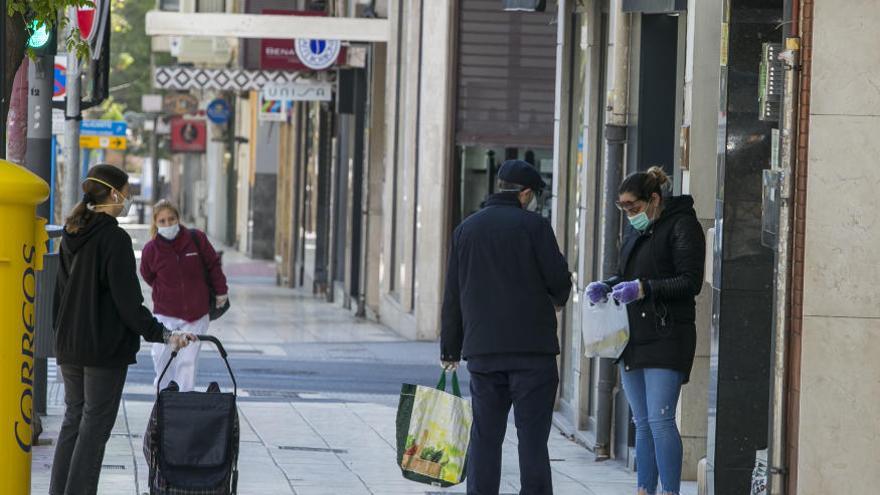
[767,37,800,495]
[62,8,82,219]
[151,116,160,203]
[26,55,54,217]
[25,53,54,437]
[594,0,630,460]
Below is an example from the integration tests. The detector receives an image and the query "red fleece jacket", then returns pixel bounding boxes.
[140,227,228,322]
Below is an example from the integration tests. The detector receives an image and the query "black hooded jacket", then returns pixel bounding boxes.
[441,192,572,361]
[605,195,706,383]
[53,213,166,367]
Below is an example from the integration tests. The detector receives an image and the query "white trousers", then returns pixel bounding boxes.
[152,314,210,392]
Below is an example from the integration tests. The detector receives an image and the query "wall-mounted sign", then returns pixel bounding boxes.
[295,39,342,71]
[154,66,305,91]
[163,93,200,115]
[261,82,333,102]
[258,95,288,122]
[142,94,163,113]
[206,98,231,124]
[170,117,207,152]
[259,10,325,71]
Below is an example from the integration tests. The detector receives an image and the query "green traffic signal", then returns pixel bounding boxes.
[27,20,53,50]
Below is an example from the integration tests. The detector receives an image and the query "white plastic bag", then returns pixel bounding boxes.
[581,294,630,359]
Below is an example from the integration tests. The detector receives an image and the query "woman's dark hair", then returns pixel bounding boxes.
[65,164,129,234]
[619,166,670,201]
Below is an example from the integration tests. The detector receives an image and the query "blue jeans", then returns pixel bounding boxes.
[620,366,684,495]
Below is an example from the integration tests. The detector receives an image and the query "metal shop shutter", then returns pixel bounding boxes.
[455,0,557,149]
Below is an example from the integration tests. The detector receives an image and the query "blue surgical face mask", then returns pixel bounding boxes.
[158,223,180,240]
[628,211,650,232]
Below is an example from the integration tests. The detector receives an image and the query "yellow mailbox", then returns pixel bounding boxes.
[0,160,50,493]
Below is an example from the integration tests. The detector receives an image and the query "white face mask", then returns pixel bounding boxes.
[119,194,134,217]
[525,192,540,212]
[158,223,180,240]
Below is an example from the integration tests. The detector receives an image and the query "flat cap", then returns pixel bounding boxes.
[497,160,546,192]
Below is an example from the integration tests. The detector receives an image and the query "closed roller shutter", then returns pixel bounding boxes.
[455,0,557,148]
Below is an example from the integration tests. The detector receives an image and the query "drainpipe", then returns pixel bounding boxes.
[767,35,800,495]
[595,0,630,460]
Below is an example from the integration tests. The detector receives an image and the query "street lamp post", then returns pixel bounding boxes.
[61,7,82,219]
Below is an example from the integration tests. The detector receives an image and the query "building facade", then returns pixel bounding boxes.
[146,1,880,492]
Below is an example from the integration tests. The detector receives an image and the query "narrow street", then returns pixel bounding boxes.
[30,230,696,495]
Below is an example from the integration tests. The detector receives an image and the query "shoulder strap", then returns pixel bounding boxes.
[188,228,213,290]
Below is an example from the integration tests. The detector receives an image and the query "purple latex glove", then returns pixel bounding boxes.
[586,282,611,304]
[611,280,642,304]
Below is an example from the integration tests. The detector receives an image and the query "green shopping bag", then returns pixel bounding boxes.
[396,370,472,487]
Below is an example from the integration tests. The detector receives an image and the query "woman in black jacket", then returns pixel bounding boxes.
[50,165,195,495]
[586,167,705,495]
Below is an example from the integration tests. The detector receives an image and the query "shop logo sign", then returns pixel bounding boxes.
[294,39,342,71]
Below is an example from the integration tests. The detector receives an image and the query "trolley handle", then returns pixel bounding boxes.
[198,334,228,358]
[157,334,238,397]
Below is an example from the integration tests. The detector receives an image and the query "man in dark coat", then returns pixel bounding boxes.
[441,160,572,495]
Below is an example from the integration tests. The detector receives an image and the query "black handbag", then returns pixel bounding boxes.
[188,229,230,321]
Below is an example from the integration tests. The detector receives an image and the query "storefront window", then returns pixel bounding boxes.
[457,145,554,221]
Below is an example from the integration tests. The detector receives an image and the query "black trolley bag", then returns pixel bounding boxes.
[144,335,240,494]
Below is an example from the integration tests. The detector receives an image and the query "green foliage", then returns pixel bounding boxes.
[9,0,94,59]
[109,0,164,113]
[99,96,125,121]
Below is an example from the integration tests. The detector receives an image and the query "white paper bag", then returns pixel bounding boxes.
[581,295,630,359]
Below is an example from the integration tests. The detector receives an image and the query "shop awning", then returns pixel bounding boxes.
[145,11,390,43]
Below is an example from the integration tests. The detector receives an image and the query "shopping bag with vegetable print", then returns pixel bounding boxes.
[396,370,472,487]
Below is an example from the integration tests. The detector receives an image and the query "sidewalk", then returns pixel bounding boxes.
[32,237,697,495]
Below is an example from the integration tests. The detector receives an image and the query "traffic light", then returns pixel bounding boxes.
[27,19,57,56]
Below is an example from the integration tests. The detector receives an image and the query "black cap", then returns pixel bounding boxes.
[497,160,546,192]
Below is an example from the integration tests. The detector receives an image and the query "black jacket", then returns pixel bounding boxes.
[54,213,166,367]
[606,195,705,383]
[441,193,572,361]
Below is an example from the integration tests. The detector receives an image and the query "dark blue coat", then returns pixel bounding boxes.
[441,193,572,361]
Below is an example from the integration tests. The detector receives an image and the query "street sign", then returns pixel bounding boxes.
[80,135,127,150]
[77,2,100,42]
[53,57,67,100]
[206,99,231,124]
[80,120,127,137]
[142,94,163,113]
[262,82,333,102]
[52,109,65,135]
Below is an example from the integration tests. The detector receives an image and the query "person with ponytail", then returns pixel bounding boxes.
[585,166,706,495]
[140,199,228,392]
[50,164,195,495]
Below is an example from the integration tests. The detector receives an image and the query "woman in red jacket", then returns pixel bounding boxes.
[140,200,229,392]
